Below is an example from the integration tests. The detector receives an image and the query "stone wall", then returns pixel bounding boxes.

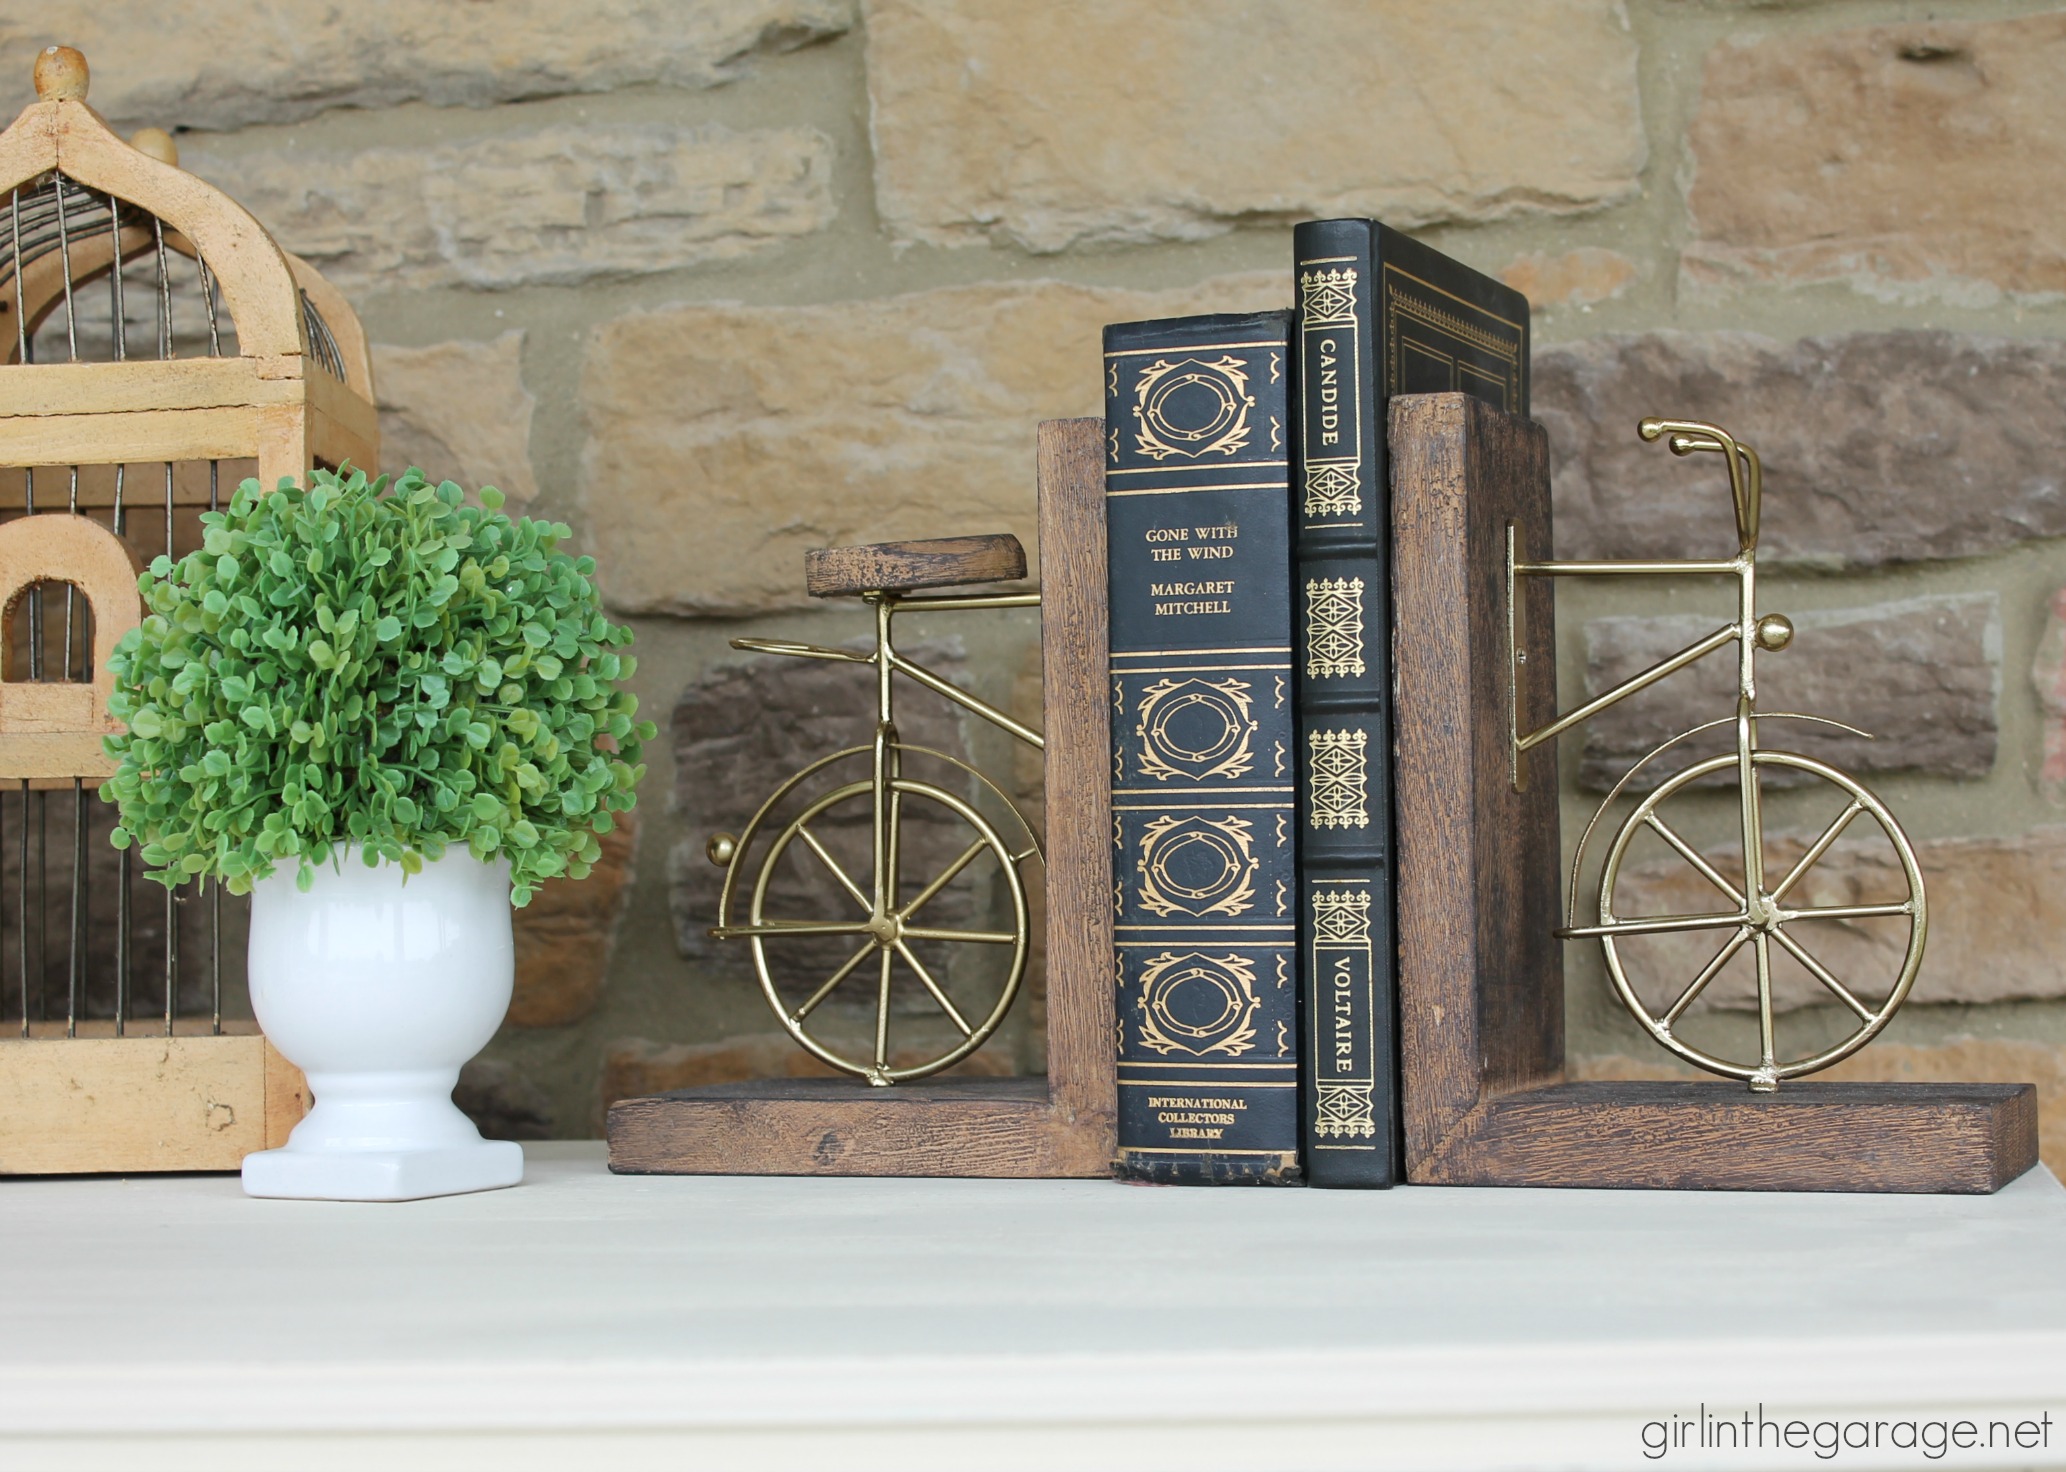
[35,0,2066,1154]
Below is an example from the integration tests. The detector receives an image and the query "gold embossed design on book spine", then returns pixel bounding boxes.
[1300,264,1363,517]
[1307,729,1370,829]
[1305,576,1366,679]
[1315,1087,1376,1136]
[1136,813,1259,918]
[1136,951,1261,1057]
[1314,888,1371,947]
[1133,677,1257,782]
[1311,889,1377,1139]
[1130,355,1256,462]
[1300,267,1358,326]
[1304,464,1361,517]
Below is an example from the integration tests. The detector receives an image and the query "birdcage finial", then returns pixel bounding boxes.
[129,127,177,167]
[33,46,89,103]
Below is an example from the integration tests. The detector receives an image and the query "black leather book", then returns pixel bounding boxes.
[1103,310,1300,1185]
[1292,220,1529,1187]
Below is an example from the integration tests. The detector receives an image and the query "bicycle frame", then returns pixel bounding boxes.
[1507,420,1798,1081]
[1509,418,1766,786]
[1510,421,1778,908]
[1501,419,1929,1093]
[732,588,1045,752]
[728,588,1044,969]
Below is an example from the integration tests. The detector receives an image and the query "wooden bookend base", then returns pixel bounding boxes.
[608,419,1118,1178]
[0,1022,307,1174]
[1390,393,2038,1195]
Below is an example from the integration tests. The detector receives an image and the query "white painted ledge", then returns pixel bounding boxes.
[4,1142,2064,1470]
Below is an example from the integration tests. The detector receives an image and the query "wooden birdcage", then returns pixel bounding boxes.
[0,47,380,1173]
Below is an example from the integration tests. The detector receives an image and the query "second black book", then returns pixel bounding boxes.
[1292,219,1530,1186]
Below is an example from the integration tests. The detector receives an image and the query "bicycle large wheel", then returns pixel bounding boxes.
[713,745,1037,1085]
[1586,748,1926,1090]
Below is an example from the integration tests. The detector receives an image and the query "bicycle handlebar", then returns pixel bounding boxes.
[1639,416,1763,553]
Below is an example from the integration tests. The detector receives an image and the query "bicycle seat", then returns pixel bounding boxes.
[805,534,1026,598]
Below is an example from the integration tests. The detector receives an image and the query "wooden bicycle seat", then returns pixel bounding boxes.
[805,534,1026,598]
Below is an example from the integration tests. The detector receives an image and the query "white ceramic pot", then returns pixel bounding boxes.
[240,848,524,1201]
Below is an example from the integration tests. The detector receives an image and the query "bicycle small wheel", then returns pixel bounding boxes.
[1592,748,1926,1089]
[717,747,1037,1085]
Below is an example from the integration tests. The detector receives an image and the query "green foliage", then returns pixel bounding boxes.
[101,466,656,907]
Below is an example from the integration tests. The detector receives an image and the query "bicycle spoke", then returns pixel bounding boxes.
[1644,812,1744,906]
[1661,925,1753,1028]
[873,947,893,1068]
[1753,931,1778,1077]
[902,925,1018,946]
[1562,909,1745,940]
[897,838,987,924]
[1011,844,1039,866]
[1770,798,1865,904]
[1782,901,1914,923]
[881,772,903,916]
[894,938,973,1037]
[790,940,876,1025]
[713,920,872,940]
[795,824,870,913]
[1771,927,1875,1022]
[1740,702,1768,900]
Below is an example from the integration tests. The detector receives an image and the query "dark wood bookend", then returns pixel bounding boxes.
[607,420,1116,1177]
[1390,393,2038,1194]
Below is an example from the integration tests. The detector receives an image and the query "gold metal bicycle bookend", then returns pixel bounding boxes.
[706,535,1043,1086]
[1509,419,1928,1093]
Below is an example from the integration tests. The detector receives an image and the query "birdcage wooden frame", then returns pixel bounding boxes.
[0,48,380,1173]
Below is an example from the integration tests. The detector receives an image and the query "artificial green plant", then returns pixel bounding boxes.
[102,466,655,906]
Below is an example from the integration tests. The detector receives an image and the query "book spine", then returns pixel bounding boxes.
[1102,311,1301,1185]
[1292,220,1398,1186]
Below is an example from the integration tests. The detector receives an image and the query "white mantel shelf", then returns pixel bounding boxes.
[5,1143,2066,1471]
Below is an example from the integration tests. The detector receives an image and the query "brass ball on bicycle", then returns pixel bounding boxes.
[706,832,737,867]
[1755,613,1794,652]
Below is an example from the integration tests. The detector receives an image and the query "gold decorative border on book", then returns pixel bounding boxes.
[1300,257,1365,519]
[1381,263,1528,335]
[1107,461,1288,475]
[1310,881,1378,1144]
[1104,338,1286,358]
[1120,650,1295,661]
[1107,480,1290,498]
[1389,293,1523,362]
[1381,263,1525,408]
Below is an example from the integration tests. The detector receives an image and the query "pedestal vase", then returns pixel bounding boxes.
[240,849,523,1201]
